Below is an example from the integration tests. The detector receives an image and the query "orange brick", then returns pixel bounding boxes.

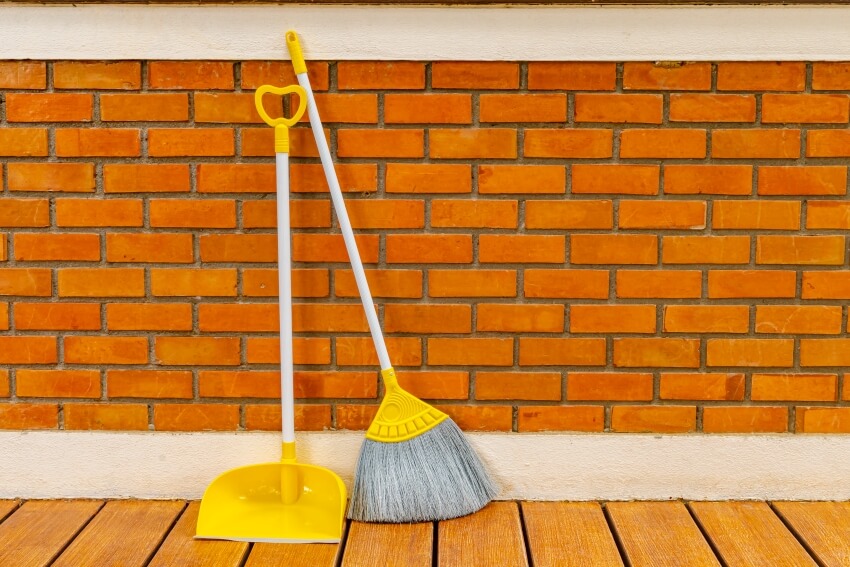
[16,369,100,399]
[518,406,605,433]
[575,94,663,124]
[0,403,57,429]
[527,62,616,91]
[0,128,48,157]
[480,94,566,123]
[337,62,424,90]
[525,269,609,299]
[241,61,328,91]
[245,337,331,365]
[428,269,516,298]
[64,336,148,365]
[803,272,850,299]
[703,407,788,433]
[107,303,192,332]
[476,372,561,401]
[752,373,837,402]
[335,337,422,367]
[620,129,707,159]
[763,94,850,124]
[14,233,100,262]
[385,94,471,124]
[55,61,140,89]
[58,268,145,298]
[432,62,518,89]
[480,235,565,263]
[759,166,847,196]
[150,268,236,297]
[568,372,653,401]
[807,201,850,229]
[664,305,750,333]
[292,234,379,263]
[337,129,423,158]
[526,200,612,230]
[717,62,805,91]
[149,199,236,229]
[707,339,794,367]
[669,94,757,122]
[149,61,233,89]
[293,371,377,399]
[155,337,240,366]
[801,339,850,367]
[623,62,711,90]
[708,270,797,299]
[396,371,469,400]
[0,269,52,297]
[198,304,277,332]
[384,304,471,333]
[431,200,517,228]
[619,201,706,230]
[0,61,46,89]
[8,163,94,193]
[5,93,92,122]
[0,199,49,227]
[385,163,471,194]
[713,200,801,230]
[155,404,239,432]
[612,406,696,433]
[757,235,845,265]
[335,405,379,430]
[519,338,606,366]
[194,93,262,124]
[199,234,276,263]
[478,304,565,333]
[797,407,850,433]
[756,305,842,335]
[294,305,369,333]
[812,62,850,90]
[148,128,234,157]
[616,270,702,299]
[292,163,377,193]
[386,234,472,264]
[662,235,750,265]
[198,371,279,398]
[434,405,513,432]
[571,234,657,265]
[427,338,513,366]
[572,164,659,195]
[196,164,274,193]
[245,404,332,432]
[345,199,424,229]
[242,200,330,229]
[660,373,745,401]
[571,305,655,334]
[100,93,189,122]
[664,165,753,195]
[712,129,801,159]
[55,198,142,227]
[243,268,330,298]
[614,338,700,368]
[478,165,564,195]
[523,129,613,159]
[430,129,517,159]
[107,370,193,399]
[106,233,193,263]
[103,164,190,193]
[64,404,148,431]
[14,303,101,331]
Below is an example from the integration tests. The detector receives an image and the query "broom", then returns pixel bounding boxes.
[286,30,497,522]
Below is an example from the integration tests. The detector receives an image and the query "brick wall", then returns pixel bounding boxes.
[1,60,849,434]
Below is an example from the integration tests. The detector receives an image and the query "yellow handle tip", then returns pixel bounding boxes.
[286,30,307,75]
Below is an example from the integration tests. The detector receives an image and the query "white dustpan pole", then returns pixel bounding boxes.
[295,72,393,372]
[276,149,296,444]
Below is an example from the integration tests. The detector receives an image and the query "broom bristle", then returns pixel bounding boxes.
[348,419,498,523]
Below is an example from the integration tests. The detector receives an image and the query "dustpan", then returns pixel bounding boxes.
[195,83,346,543]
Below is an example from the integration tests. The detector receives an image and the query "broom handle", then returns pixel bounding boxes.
[287,32,393,372]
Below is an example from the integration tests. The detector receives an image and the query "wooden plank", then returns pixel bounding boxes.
[522,502,622,567]
[342,520,432,567]
[149,501,249,567]
[690,501,818,567]
[247,541,339,567]
[439,502,528,567]
[0,500,103,567]
[0,500,21,523]
[53,500,185,567]
[607,501,719,567]
[773,501,850,566]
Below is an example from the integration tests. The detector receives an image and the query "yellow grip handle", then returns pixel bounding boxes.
[286,30,307,75]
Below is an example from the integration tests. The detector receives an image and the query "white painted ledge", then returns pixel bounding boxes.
[2,430,849,500]
[2,5,850,61]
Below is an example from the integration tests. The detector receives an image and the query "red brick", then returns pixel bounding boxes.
[386,234,472,264]
[479,94,566,123]
[292,234,379,264]
[428,270,516,298]
[660,373,745,401]
[572,164,659,195]
[8,163,94,193]
[712,129,801,159]
[713,200,801,230]
[616,270,702,299]
[669,94,756,122]
[100,93,189,122]
[526,200,612,229]
[5,94,92,122]
[758,166,847,196]
[384,94,471,124]
[519,338,606,366]
[244,337,330,365]
[525,269,609,299]
[801,339,850,367]
[294,305,368,333]
[664,305,750,333]
[384,304,471,333]
[807,201,850,229]
[797,408,850,433]
[148,128,234,157]
[0,403,57,429]
[106,233,193,263]
[64,404,148,431]
[396,371,469,400]
[337,129,424,158]
[386,163,471,194]
[107,303,193,332]
[575,94,663,124]
[431,200,517,228]
[664,165,753,195]
[0,269,52,297]
[243,268,330,298]
[292,163,377,193]
[337,62,424,90]
[104,164,190,193]
[568,372,653,401]
[432,62,518,89]
[527,62,616,91]
[802,272,850,299]
[707,339,794,367]
[194,93,263,124]
[155,404,239,432]
[708,270,797,299]
[756,235,845,265]
[518,406,605,433]
[620,129,706,159]
[14,303,101,331]
[107,370,193,399]
[155,337,240,366]
[149,199,236,229]
[756,305,842,336]
[58,268,145,298]
[56,198,143,227]
[16,369,100,399]
[346,200,424,229]
[571,234,657,265]
[662,236,750,265]
[245,405,332,432]
[524,129,613,159]
[614,338,700,368]
[752,373,837,402]
[241,61,329,91]
[717,62,805,91]
[478,304,565,333]
[149,61,233,89]
[762,94,850,124]
[150,268,236,297]
[0,62,46,89]
[336,337,422,367]
[14,233,100,262]
[619,201,706,230]
[427,338,513,366]
[571,305,655,334]
[623,62,711,91]
[703,407,788,433]
[54,62,140,90]
[478,165,564,195]
[476,372,561,401]
[199,234,276,263]
[0,199,49,228]
[430,129,517,159]
[64,336,148,365]
[480,235,565,263]
[612,406,696,433]
[0,128,48,157]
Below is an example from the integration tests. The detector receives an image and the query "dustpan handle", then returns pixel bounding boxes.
[287,31,393,372]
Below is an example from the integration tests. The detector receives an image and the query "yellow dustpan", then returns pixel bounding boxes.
[195,84,346,543]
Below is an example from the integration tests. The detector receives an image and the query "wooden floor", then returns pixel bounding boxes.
[0,499,848,566]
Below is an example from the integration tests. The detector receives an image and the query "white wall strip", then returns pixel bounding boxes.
[1,430,848,500]
[2,5,850,61]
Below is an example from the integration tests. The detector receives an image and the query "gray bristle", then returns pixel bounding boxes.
[348,419,498,523]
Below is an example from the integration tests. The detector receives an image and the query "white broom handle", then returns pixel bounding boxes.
[276,151,296,443]
[296,71,393,371]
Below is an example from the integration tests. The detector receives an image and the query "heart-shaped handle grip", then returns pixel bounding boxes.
[254,84,307,128]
